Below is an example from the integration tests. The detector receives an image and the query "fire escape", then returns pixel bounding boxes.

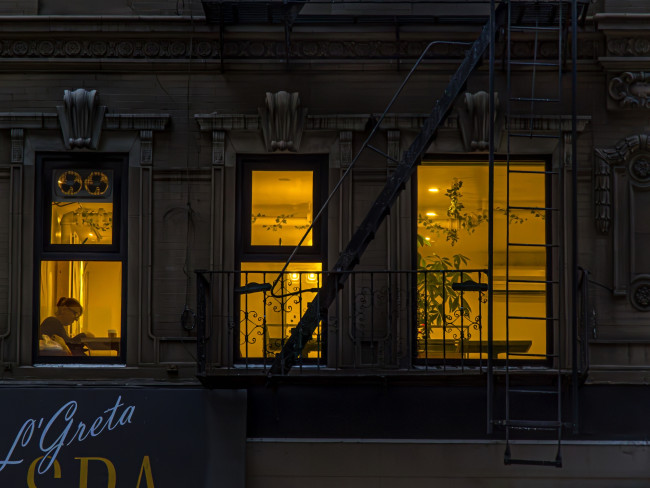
[198,0,590,467]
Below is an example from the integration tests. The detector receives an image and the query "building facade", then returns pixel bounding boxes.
[0,0,650,486]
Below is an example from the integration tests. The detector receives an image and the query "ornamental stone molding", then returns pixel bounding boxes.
[57,88,106,149]
[0,36,599,70]
[608,72,650,109]
[457,91,501,152]
[594,134,650,301]
[259,91,307,152]
[606,37,650,57]
[0,111,169,166]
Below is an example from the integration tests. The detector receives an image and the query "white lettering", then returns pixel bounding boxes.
[0,419,36,471]
[0,396,135,475]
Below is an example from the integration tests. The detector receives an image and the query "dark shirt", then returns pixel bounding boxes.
[40,316,82,344]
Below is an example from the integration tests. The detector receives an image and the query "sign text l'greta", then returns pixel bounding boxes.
[0,396,155,487]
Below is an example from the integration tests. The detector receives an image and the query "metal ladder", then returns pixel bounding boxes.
[497,0,581,468]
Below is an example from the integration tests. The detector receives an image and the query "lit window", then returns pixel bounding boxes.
[35,154,127,363]
[416,161,548,360]
[50,169,113,245]
[237,156,327,363]
[239,262,322,359]
[39,261,122,357]
[250,170,313,247]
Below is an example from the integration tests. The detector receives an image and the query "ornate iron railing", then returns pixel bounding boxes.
[196,269,489,375]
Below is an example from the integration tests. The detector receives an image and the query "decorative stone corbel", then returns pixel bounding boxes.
[458,91,500,151]
[339,131,352,167]
[259,91,307,152]
[11,129,23,164]
[609,72,650,109]
[56,88,106,149]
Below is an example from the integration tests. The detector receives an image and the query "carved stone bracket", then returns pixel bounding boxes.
[609,72,650,109]
[387,130,400,166]
[56,88,106,149]
[339,131,352,168]
[594,133,650,302]
[104,114,170,165]
[458,91,501,151]
[11,129,23,164]
[259,91,307,152]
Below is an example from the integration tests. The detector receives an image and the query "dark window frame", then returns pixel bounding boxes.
[235,154,329,363]
[34,152,128,364]
[412,154,554,367]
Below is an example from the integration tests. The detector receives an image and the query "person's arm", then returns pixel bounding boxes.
[40,317,72,342]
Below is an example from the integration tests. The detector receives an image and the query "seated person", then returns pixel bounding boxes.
[40,297,90,356]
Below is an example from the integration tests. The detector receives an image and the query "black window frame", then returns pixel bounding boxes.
[34,152,128,364]
[412,154,554,367]
[235,154,328,363]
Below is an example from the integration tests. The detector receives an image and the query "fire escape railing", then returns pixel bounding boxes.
[196,269,492,375]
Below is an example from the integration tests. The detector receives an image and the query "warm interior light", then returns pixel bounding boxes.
[307,273,317,282]
[290,273,300,281]
[425,237,431,241]
[428,188,439,193]
[250,170,314,247]
[426,212,437,217]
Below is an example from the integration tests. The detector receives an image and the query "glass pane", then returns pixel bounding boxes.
[416,161,547,360]
[239,262,322,360]
[250,170,313,247]
[50,169,113,245]
[39,260,122,358]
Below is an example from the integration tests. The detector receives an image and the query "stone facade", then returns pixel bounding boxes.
[0,1,649,485]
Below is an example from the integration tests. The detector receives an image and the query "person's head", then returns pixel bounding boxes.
[55,297,83,326]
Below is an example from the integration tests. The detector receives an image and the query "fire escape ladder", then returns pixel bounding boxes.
[268,5,507,377]
[495,0,582,469]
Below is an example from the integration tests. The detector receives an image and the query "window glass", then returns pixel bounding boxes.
[239,262,322,359]
[417,161,547,360]
[38,260,122,358]
[50,169,113,245]
[250,170,313,247]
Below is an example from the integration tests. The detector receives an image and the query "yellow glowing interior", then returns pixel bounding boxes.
[39,260,121,357]
[417,161,547,360]
[239,262,322,359]
[51,202,113,245]
[250,170,313,247]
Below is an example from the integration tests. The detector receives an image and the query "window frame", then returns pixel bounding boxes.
[235,154,328,363]
[33,152,128,364]
[412,154,554,367]
[237,155,327,262]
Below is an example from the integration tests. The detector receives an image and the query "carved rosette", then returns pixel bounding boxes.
[631,281,650,311]
[630,155,650,182]
[609,72,650,109]
[259,91,307,152]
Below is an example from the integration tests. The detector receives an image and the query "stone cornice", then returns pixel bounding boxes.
[196,112,590,133]
[0,112,169,130]
[594,13,650,32]
[195,113,369,132]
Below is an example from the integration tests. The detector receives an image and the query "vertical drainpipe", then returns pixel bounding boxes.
[487,0,496,435]
[571,0,579,435]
